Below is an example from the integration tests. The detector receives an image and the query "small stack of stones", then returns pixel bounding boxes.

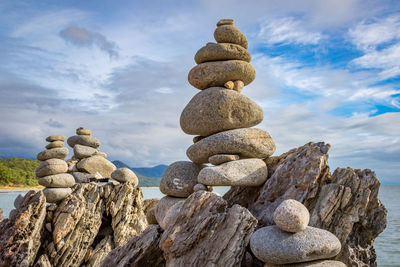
[36,135,75,203]
[250,199,345,266]
[66,127,116,183]
[154,19,276,229]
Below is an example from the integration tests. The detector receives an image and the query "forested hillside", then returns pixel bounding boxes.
[0,158,40,186]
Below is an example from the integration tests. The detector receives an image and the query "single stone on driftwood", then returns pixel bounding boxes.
[187,128,276,163]
[223,142,387,266]
[67,135,100,148]
[198,159,268,186]
[36,158,68,177]
[43,187,72,203]
[274,199,310,233]
[0,191,46,267]
[160,161,202,197]
[46,135,65,142]
[37,147,69,161]
[46,140,64,149]
[38,173,75,188]
[195,42,251,64]
[180,87,263,136]
[159,191,257,267]
[77,155,116,178]
[188,60,255,90]
[111,168,138,185]
[209,154,240,165]
[101,225,165,267]
[250,226,341,265]
[214,25,248,49]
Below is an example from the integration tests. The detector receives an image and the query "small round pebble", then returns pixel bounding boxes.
[274,199,310,233]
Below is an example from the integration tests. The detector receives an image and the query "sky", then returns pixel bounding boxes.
[0,0,399,184]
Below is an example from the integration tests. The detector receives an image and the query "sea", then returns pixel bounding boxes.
[0,186,398,266]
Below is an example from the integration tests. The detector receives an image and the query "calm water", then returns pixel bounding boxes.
[0,186,398,266]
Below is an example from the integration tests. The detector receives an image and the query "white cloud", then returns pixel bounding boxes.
[258,17,323,45]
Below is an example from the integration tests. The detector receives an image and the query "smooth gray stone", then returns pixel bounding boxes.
[73,144,98,159]
[38,173,75,188]
[250,226,341,265]
[67,135,100,148]
[186,128,276,164]
[37,147,69,161]
[13,194,24,209]
[46,135,65,142]
[43,188,72,203]
[111,168,138,185]
[160,161,202,197]
[71,172,101,183]
[35,159,68,178]
[76,155,116,178]
[198,159,268,186]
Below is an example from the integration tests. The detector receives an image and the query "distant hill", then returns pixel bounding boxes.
[0,158,40,186]
[112,161,167,178]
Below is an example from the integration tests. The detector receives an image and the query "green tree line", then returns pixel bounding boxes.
[0,158,40,186]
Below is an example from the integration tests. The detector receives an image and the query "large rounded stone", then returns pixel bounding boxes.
[45,141,64,149]
[67,135,100,148]
[195,43,251,64]
[264,260,347,266]
[180,87,263,136]
[160,161,202,197]
[46,135,65,142]
[73,144,98,159]
[188,60,255,90]
[250,226,341,265]
[274,199,310,233]
[198,159,268,186]
[214,25,248,49]
[38,173,75,188]
[111,168,138,185]
[155,196,185,226]
[76,155,116,178]
[187,128,276,164]
[35,159,68,178]
[37,147,69,161]
[43,188,72,203]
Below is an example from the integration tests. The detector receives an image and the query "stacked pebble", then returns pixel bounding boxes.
[66,127,116,183]
[154,19,276,229]
[250,199,345,266]
[36,135,75,203]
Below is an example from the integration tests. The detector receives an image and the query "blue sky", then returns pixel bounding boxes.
[0,0,399,184]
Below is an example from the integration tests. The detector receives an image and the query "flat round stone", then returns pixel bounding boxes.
[214,25,248,49]
[38,173,75,188]
[188,60,255,90]
[160,161,202,197]
[250,226,341,265]
[35,159,68,178]
[180,87,263,136]
[186,128,276,164]
[67,135,100,148]
[76,127,91,135]
[45,141,64,149]
[43,187,72,203]
[217,19,234,26]
[37,147,69,161]
[198,159,268,186]
[46,135,65,142]
[195,42,251,64]
[274,199,310,233]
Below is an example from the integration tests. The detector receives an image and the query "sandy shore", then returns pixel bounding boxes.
[0,186,43,193]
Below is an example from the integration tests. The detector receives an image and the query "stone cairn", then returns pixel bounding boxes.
[251,199,345,266]
[36,135,75,203]
[66,127,117,183]
[155,19,276,228]
[154,19,345,265]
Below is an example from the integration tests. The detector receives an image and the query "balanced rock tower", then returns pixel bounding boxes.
[155,19,276,228]
[66,127,116,183]
[36,135,75,203]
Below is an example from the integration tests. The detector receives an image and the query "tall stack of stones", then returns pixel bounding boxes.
[36,135,75,203]
[155,19,276,229]
[250,199,346,266]
[66,127,116,183]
